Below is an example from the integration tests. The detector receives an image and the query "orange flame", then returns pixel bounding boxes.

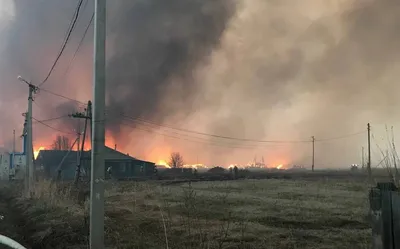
[157,160,171,168]
[276,164,283,169]
[34,146,45,159]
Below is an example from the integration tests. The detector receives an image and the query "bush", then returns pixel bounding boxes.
[208,167,226,174]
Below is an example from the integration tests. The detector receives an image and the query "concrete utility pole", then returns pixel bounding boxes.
[18,76,38,197]
[312,136,315,172]
[367,123,372,183]
[90,0,106,248]
[362,146,365,170]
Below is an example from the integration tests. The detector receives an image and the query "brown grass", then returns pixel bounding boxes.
[10,178,371,249]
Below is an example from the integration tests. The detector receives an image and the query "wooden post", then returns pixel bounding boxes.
[312,136,315,172]
[368,123,372,183]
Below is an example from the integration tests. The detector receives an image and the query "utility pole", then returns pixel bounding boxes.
[56,138,79,181]
[90,0,106,248]
[367,123,372,183]
[362,146,365,170]
[11,130,15,180]
[18,76,38,197]
[76,122,80,164]
[71,101,91,184]
[312,136,315,172]
[22,114,28,192]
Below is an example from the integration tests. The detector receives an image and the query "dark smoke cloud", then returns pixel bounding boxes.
[106,0,237,142]
[1,0,399,167]
[0,0,93,147]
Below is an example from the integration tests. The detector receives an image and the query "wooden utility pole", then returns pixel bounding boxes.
[70,101,92,184]
[91,0,106,247]
[367,123,372,183]
[56,138,79,181]
[22,114,28,191]
[312,136,315,172]
[76,121,81,171]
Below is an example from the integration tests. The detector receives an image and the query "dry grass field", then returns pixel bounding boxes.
[16,177,371,249]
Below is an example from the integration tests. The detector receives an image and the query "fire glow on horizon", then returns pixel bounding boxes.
[33,146,45,159]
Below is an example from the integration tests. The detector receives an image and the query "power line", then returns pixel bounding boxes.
[121,119,294,149]
[40,0,84,87]
[39,88,87,105]
[33,115,70,123]
[32,88,369,144]
[119,121,283,150]
[33,117,76,135]
[118,113,311,144]
[314,130,366,142]
[63,12,94,78]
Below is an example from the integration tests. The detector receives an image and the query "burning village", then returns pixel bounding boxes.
[0,0,398,248]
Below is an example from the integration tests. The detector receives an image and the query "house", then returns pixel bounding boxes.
[0,146,26,181]
[35,146,155,180]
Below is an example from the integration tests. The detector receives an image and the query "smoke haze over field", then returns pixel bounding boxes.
[0,0,399,167]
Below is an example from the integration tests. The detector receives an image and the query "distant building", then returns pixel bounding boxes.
[288,165,307,171]
[0,133,27,181]
[35,146,155,180]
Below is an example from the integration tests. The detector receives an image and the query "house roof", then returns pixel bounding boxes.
[36,146,154,168]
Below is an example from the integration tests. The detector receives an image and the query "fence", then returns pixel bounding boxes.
[369,182,400,249]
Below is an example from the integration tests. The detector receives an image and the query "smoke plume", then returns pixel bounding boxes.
[0,0,399,167]
[105,0,237,140]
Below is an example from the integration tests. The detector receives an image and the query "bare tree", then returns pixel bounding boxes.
[52,135,71,150]
[169,152,184,168]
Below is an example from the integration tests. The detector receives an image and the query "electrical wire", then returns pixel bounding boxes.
[119,117,297,148]
[34,88,369,145]
[63,12,94,78]
[124,121,292,149]
[33,115,70,123]
[120,121,279,150]
[118,113,311,144]
[39,88,87,106]
[314,130,367,142]
[40,0,84,87]
[33,117,76,135]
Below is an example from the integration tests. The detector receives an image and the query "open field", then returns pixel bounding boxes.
[3,176,370,249]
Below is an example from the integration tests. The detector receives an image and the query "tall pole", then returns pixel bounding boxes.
[17,76,37,196]
[73,101,91,185]
[11,130,15,180]
[23,114,28,194]
[90,0,106,248]
[362,146,365,170]
[312,136,315,172]
[27,84,36,197]
[76,122,81,165]
[367,123,372,183]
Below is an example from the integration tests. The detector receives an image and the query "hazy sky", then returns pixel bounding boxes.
[0,0,398,168]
